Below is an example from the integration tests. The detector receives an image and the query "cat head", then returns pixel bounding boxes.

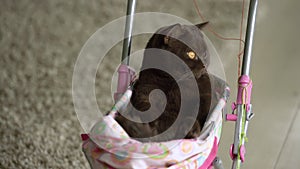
[143,22,209,79]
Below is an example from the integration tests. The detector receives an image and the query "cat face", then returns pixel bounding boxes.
[143,22,209,79]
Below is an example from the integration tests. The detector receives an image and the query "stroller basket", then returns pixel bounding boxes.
[81,77,230,169]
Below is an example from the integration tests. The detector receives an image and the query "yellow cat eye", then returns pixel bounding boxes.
[187,51,196,59]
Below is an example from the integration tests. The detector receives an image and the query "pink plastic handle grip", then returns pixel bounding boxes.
[114,64,136,101]
[117,64,130,93]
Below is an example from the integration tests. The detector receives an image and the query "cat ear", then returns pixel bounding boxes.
[195,21,209,30]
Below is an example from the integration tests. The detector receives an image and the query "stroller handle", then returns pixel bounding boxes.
[241,0,258,76]
[231,0,258,169]
[121,0,136,65]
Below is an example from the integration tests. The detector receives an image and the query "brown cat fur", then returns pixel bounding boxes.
[115,22,215,142]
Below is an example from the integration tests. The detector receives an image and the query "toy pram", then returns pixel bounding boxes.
[79,0,258,168]
[82,81,229,169]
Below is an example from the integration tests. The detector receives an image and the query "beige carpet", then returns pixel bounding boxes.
[0,0,245,168]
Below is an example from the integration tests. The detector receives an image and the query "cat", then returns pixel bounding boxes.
[115,22,216,142]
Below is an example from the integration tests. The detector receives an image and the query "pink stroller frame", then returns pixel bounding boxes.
[80,0,258,168]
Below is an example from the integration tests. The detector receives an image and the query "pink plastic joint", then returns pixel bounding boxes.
[231,102,237,111]
[226,114,237,121]
[229,144,246,162]
[246,104,251,112]
[236,75,253,104]
[240,145,246,163]
[229,144,235,160]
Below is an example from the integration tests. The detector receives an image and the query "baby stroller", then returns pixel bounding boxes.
[79,0,258,168]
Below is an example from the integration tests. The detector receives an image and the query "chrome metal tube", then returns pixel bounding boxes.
[241,0,258,76]
[232,1,258,168]
[121,0,136,65]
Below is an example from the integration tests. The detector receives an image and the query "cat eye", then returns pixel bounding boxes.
[187,51,196,60]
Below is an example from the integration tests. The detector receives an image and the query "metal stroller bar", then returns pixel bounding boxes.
[228,0,258,169]
[241,0,258,76]
[121,0,136,65]
[114,0,137,101]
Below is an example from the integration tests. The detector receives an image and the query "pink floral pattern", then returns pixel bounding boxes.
[82,89,226,169]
